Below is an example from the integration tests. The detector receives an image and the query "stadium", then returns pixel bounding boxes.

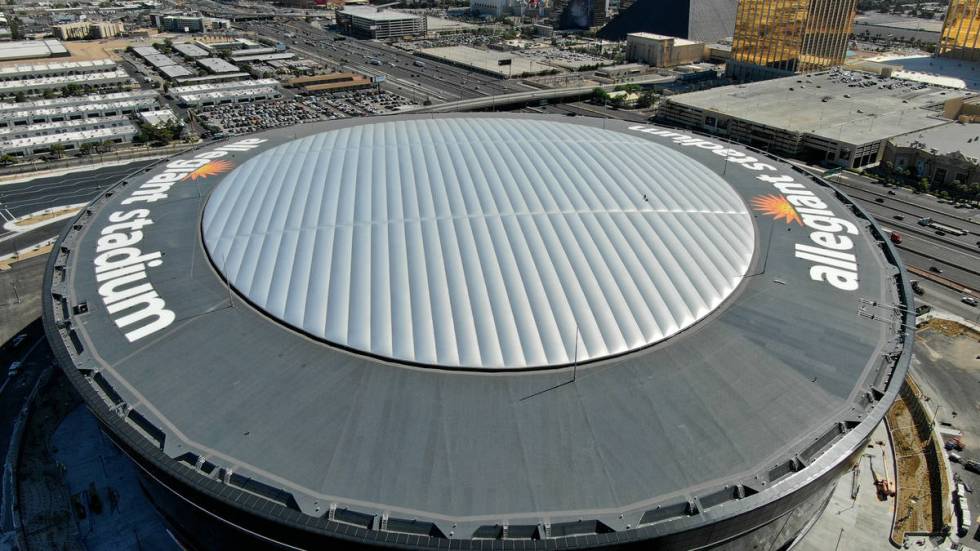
[42,114,913,549]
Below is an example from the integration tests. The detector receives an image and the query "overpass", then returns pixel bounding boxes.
[416,75,676,113]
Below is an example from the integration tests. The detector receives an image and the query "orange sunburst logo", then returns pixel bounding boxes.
[186,160,234,181]
[752,194,802,225]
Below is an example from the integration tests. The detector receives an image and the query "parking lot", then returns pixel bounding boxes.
[299,89,415,117]
[195,90,417,135]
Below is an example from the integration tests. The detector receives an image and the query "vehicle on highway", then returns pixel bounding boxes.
[414,60,426,67]
[919,217,933,226]
[11,334,26,347]
[890,231,902,244]
[937,230,947,236]
[930,266,944,274]
[887,190,897,195]
[893,215,904,220]
[8,361,21,376]
[911,280,924,295]
[875,197,884,203]
[963,296,978,307]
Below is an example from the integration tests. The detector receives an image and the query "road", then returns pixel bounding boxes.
[0,161,156,252]
[238,19,530,104]
[791,166,980,291]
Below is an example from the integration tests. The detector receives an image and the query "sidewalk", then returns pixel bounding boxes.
[794,421,896,551]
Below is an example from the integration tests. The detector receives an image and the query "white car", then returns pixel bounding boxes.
[8,361,21,376]
[962,296,978,307]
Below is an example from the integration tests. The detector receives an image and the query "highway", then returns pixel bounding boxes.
[791,165,980,291]
[238,19,531,104]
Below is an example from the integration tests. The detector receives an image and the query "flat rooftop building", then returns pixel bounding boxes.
[658,69,972,167]
[0,68,132,96]
[175,86,281,107]
[170,78,280,97]
[172,43,210,59]
[0,115,132,139]
[0,59,117,81]
[0,95,159,127]
[230,52,295,63]
[287,72,371,92]
[197,57,239,74]
[1,122,137,157]
[139,109,180,127]
[0,90,159,114]
[885,121,980,185]
[336,7,427,39]
[0,40,69,62]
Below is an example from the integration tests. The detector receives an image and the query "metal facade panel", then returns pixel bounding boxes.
[203,118,755,369]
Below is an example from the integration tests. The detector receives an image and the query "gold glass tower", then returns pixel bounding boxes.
[729,0,858,78]
[939,0,980,61]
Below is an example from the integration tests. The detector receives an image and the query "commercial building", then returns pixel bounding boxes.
[551,0,608,29]
[132,46,195,80]
[138,109,180,127]
[336,7,427,39]
[884,122,980,185]
[597,0,736,42]
[52,21,125,40]
[0,93,159,127]
[0,40,70,62]
[171,78,281,107]
[172,43,210,59]
[657,70,972,167]
[939,0,980,62]
[150,14,230,33]
[43,114,912,550]
[229,52,295,63]
[0,119,137,157]
[197,57,239,74]
[626,32,704,67]
[287,72,371,93]
[0,59,117,81]
[728,0,858,79]
[470,0,512,17]
[0,68,132,96]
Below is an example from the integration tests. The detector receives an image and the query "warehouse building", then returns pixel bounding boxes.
[657,70,973,168]
[172,43,210,59]
[0,40,70,62]
[0,59,117,81]
[197,57,240,74]
[0,68,132,96]
[0,90,158,116]
[0,121,137,157]
[174,86,281,107]
[0,115,133,141]
[0,94,159,127]
[132,46,195,80]
[287,72,371,93]
[336,7,427,39]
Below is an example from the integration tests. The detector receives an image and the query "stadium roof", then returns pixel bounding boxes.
[44,114,911,542]
[202,119,755,370]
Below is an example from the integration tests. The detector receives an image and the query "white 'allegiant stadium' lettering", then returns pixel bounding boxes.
[627,125,859,291]
[98,138,267,342]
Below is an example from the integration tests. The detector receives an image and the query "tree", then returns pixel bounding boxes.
[14,91,26,103]
[0,154,16,166]
[592,87,609,104]
[635,90,655,109]
[49,144,66,158]
[79,142,95,156]
[42,89,55,99]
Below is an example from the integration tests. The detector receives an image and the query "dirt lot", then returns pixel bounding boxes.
[888,379,951,543]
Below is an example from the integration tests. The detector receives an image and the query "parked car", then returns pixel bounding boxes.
[930,266,943,274]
